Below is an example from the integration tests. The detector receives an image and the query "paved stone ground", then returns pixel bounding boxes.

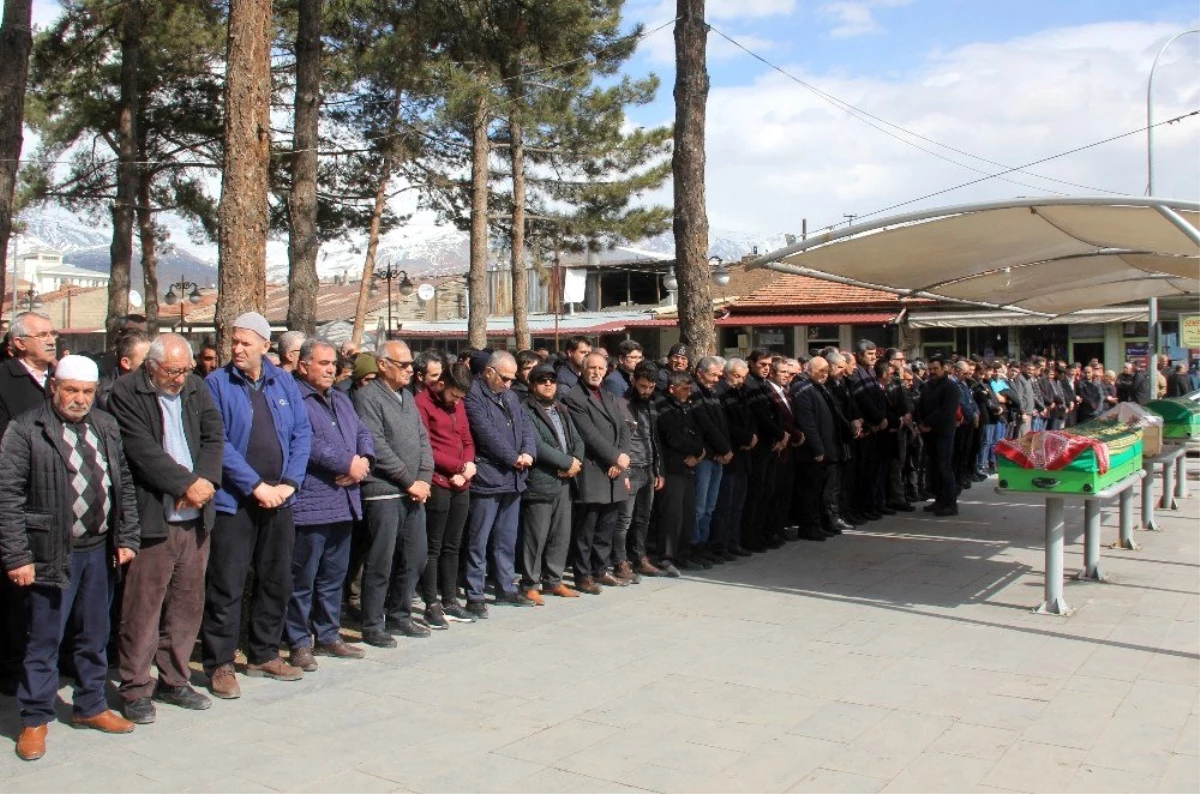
[1,463,1197,793]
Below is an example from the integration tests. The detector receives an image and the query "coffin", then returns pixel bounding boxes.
[996,419,1144,495]
[1146,398,1200,440]
[1099,402,1164,457]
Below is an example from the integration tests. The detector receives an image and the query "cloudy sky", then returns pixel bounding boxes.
[28,0,1200,243]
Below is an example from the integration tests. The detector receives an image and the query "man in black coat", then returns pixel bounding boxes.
[711,358,756,559]
[918,356,961,516]
[562,352,632,594]
[0,356,141,761]
[655,371,706,575]
[849,341,890,518]
[1167,363,1192,398]
[0,311,56,696]
[793,357,847,539]
[107,334,224,723]
[613,362,663,580]
[739,349,784,551]
[690,356,733,565]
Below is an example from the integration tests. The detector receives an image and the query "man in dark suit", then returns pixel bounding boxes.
[562,352,632,594]
[0,311,57,696]
[793,357,847,540]
[918,356,961,517]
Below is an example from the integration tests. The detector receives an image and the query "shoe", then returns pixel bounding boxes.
[919,490,937,501]
[362,629,398,647]
[797,532,827,542]
[613,560,635,582]
[72,710,134,734]
[545,583,580,598]
[153,683,211,711]
[823,527,842,537]
[246,657,304,681]
[388,618,432,637]
[524,588,544,606]
[636,557,662,576]
[905,491,920,503]
[423,602,450,629]
[923,502,942,512]
[861,511,882,521]
[495,590,535,607]
[830,517,854,532]
[878,506,897,516]
[728,546,753,558]
[208,664,241,699]
[123,697,156,725]
[676,558,701,571]
[576,576,603,595]
[717,548,738,562]
[933,505,959,517]
[314,638,366,658]
[289,646,318,672]
[888,502,915,512]
[658,561,681,578]
[844,513,864,526]
[443,601,476,622]
[15,724,46,761]
[466,601,490,620]
[764,537,785,550]
[959,480,973,490]
[597,573,628,587]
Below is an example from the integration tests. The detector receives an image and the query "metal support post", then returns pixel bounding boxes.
[1077,500,1106,581]
[1115,487,1140,550]
[1142,462,1161,531]
[1160,459,1178,511]
[1036,497,1071,615]
[1175,453,1188,501]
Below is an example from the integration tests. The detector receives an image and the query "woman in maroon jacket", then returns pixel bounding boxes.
[415,363,477,627]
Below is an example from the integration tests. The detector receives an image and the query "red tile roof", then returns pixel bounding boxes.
[732,273,905,310]
[716,312,898,327]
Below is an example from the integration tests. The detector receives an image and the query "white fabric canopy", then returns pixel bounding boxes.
[750,197,1200,316]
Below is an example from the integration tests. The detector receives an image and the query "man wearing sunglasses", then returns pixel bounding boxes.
[354,341,435,646]
[464,351,538,616]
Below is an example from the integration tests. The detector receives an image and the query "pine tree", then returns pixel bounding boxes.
[284,0,320,334]
[0,0,33,307]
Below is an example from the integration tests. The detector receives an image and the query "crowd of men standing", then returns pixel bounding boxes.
[0,308,1191,763]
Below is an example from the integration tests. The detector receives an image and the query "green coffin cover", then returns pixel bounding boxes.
[997,419,1144,495]
[1146,398,1200,439]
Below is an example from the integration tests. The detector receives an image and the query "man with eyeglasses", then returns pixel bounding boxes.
[464,351,538,616]
[0,311,57,696]
[107,334,224,723]
[201,312,312,697]
[354,340,435,645]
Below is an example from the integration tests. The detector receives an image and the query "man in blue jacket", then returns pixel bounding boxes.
[464,351,538,618]
[286,339,374,671]
[200,313,312,699]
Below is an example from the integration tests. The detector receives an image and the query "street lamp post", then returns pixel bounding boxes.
[22,286,40,312]
[163,278,203,333]
[1144,28,1198,374]
[662,255,732,301]
[369,262,414,335]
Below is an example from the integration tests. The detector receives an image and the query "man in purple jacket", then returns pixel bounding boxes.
[285,340,375,672]
[463,351,538,618]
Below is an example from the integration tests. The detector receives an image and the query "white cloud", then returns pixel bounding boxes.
[689,20,1200,237]
[820,0,912,38]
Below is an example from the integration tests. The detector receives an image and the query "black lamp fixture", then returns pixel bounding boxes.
[661,256,731,293]
[163,278,202,331]
[369,262,415,331]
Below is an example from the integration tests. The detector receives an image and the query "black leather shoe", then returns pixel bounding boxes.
[830,517,854,532]
[362,630,397,648]
[123,696,156,724]
[388,619,431,638]
[861,511,882,521]
[923,502,942,512]
[728,546,753,557]
[888,502,915,513]
[878,506,897,516]
[933,505,959,517]
[797,532,827,542]
[153,683,212,711]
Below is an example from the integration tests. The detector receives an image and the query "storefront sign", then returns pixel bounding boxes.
[1125,342,1149,362]
[1180,314,1200,348]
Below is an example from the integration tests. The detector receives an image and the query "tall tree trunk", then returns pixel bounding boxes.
[509,109,529,350]
[467,95,490,349]
[0,0,33,308]
[286,0,321,335]
[350,163,390,347]
[216,0,273,357]
[673,0,713,355]
[108,1,143,347]
[137,177,159,334]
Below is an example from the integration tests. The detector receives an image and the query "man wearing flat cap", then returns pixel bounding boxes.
[0,355,141,761]
[201,313,312,698]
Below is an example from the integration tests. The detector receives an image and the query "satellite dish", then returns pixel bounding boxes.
[417,283,435,301]
[128,290,143,308]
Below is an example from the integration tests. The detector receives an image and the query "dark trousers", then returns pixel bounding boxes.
[854,434,884,511]
[20,547,111,727]
[118,520,209,701]
[343,518,369,609]
[521,487,572,588]
[362,497,426,632]
[659,472,696,563]
[824,459,843,524]
[571,501,619,579]
[465,492,519,602]
[286,521,352,648]
[953,423,974,483]
[420,485,469,606]
[614,465,654,563]
[767,457,795,536]
[0,576,29,692]
[932,430,958,508]
[711,466,748,551]
[794,460,829,535]
[741,453,777,547]
[201,505,295,671]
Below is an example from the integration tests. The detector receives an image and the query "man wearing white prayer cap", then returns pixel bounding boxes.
[0,355,142,761]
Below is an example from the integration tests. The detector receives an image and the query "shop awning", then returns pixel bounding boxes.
[906,306,1149,329]
[717,312,899,327]
[748,197,1200,316]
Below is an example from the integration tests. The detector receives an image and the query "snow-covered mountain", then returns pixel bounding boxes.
[17,204,790,285]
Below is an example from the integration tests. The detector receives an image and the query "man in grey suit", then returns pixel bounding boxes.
[353,341,434,647]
